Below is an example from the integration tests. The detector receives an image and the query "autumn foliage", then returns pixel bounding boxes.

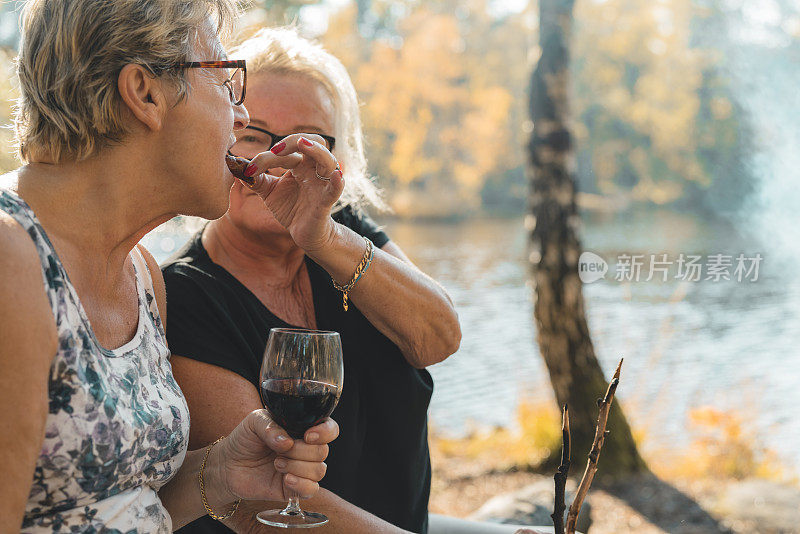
[0,0,764,219]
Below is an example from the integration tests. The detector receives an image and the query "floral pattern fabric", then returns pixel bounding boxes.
[1,189,190,533]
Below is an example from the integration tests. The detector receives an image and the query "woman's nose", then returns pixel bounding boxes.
[233,103,250,131]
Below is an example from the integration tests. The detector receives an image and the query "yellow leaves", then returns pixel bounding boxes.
[321,0,739,215]
[459,86,514,186]
[433,399,791,484]
[388,107,437,184]
[632,176,684,205]
[634,68,701,153]
[711,97,733,120]
[593,143,621,189]
[326,3,519,217]
[681,407,783,481]
[592,62,625,87]
[0,48,19,172]
[472,86,513,126]
[320,4,362,68]
[643,406,785,482]
[572,0,724,205]
[429,399,561,470]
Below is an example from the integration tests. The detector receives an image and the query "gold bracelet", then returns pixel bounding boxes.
[199,437,242,521]
[332,236,373,311]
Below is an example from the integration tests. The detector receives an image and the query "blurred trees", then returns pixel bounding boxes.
[324,0,759,219]
[251,0,317,25]
[0,49,18,171]
[325,0,528,217]
[0,0,778,218]
[571,0,755,215]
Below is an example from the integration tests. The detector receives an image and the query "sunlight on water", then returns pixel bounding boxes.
[143,210,799,474]
[383,212,800,474]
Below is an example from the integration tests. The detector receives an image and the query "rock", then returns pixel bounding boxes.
[710,479,800,534]
[469,478,592,533]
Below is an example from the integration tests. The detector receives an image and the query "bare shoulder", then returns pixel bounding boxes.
[0,209,58,367]
[0,209,47,285]
[0,205,58,527]
[135,243,167,328]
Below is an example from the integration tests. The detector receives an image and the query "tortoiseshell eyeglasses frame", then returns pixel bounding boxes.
[176,60,247,106]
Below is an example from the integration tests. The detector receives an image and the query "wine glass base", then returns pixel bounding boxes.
[256,509,329,529]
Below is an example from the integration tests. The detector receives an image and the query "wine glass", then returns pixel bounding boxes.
[257,328,344,528]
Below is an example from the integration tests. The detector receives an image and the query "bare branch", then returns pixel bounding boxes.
[565,358,623,534]
[552,404,570,534]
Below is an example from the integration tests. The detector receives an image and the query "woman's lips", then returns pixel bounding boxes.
[225,154,254,185]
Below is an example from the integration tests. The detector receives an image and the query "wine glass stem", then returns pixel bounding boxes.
[281,493,303,516]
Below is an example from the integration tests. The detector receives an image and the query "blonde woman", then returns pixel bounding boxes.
[161,28,462,534]
[0,1,341,531]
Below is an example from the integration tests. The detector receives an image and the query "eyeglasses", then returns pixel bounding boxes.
[176,60,247,106]
[234,125,336,153]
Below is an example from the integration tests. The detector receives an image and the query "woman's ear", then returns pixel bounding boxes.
[117,64,166,132]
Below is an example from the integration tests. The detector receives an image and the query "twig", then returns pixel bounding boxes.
[565,358,623,534]
[551,404,570,534]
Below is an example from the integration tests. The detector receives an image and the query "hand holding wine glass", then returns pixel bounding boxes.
[257,328,344,528]
[210,410,338,505]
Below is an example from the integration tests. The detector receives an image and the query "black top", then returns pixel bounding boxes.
[161,207,432,534]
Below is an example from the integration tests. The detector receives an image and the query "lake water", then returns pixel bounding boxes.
[143,209,800,474]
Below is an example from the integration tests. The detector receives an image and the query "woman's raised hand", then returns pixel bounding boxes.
[242,134,344,253]
[210,410,338,503]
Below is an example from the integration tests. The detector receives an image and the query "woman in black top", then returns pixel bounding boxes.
[162,28,461,534]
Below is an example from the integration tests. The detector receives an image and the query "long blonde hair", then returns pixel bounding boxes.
[230,27,386,212]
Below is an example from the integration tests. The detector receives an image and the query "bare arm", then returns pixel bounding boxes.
[0,215,58,532]
[307,227,461,369]
[171,356,412,534]
[156,409,336,530]
[156,446,236,530]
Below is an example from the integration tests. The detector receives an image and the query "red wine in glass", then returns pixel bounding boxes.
[257,328,343,529]
[260,379,340,440]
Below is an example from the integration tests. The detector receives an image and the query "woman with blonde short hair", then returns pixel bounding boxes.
[1,1,340,531]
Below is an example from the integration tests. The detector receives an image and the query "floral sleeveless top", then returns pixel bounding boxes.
[0,189,190,533]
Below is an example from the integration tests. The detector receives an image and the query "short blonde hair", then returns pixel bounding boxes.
[14,0,237,163]
[230,27,386,212]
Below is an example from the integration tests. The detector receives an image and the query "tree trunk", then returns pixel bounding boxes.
[527,0,646,476]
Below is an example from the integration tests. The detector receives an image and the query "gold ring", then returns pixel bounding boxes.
[315,162,340,182]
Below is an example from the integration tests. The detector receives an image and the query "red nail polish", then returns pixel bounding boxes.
[271,142,286,154]
[299,138,314,147]
[244,163,258,177]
